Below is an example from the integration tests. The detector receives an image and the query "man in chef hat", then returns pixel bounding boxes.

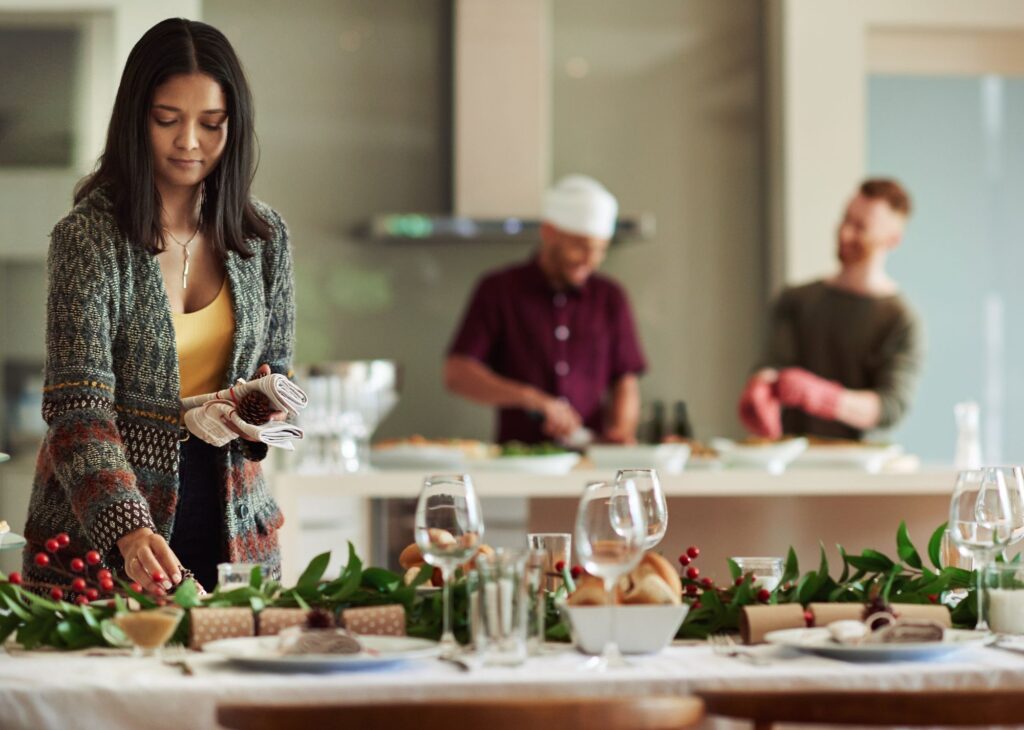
[445,175,647,445]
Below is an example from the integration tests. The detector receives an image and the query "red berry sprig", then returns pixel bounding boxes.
[7,532,167,606]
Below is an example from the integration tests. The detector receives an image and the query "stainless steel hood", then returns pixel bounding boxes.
[366,0,653,244]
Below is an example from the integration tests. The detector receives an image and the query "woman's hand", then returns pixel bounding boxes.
[117,527,182,592]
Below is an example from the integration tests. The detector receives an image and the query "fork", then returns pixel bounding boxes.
[708,633,771,666]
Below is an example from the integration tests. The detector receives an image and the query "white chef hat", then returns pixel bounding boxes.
[542,175,618,240]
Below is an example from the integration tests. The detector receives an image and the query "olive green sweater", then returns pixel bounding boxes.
[763,280,923,440]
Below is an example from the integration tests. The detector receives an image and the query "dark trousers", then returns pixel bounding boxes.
[170,435,225,591]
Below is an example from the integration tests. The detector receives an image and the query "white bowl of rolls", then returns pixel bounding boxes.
[561,552,688,655]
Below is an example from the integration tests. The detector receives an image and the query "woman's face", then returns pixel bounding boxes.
[149,72,228,191]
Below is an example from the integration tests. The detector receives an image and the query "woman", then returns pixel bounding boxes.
[23,18,295,595]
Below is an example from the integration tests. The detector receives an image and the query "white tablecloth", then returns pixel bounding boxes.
[4,642,1024,730]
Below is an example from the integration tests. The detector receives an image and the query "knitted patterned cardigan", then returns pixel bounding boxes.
[24,187,295,588]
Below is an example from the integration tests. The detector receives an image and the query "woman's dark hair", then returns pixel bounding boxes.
[76,18,269,257]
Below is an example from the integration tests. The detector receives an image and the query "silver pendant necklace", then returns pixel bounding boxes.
[164,222,201,289]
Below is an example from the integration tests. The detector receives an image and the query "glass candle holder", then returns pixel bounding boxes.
[984,563,1024,634]
[217,562,262,590]
[730,556,785,591]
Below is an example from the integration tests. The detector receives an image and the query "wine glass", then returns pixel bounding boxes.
[948,468,1014,631]
[616,468,667,550]
[574,479,646,670]
[415,474,484,656]
[990,466,1024,548]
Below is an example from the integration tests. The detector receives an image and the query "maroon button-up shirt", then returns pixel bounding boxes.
[448,258,647,443]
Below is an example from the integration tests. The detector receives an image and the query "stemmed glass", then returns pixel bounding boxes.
[992,466,1024,549]
[575,479,647,670]
[948,468,1015,631]
[415,474,484,657]
[616,468,667,550]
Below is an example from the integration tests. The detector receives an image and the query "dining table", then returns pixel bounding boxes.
[4,638,1024,730]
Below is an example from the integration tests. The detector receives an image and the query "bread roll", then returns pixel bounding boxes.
[398,543,424,570]
[399,539,494,586]
[570,551,682,606]
[567,576,611,606]
[638,552,682,596]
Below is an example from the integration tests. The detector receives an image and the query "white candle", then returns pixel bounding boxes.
[987,588,1024,634]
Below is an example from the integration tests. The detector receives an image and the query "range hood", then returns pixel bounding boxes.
[367,0,654,244]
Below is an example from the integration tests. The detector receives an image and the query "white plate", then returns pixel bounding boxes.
[370,445,468,471]
[0,532,27,552]
[792,443,903,473]
[587,444,690,474]
[203,634,441,672]
[476,452,580,475]
[711,437,808,474]
[764,627,992,661]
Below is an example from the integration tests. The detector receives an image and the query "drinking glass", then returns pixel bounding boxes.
[527,532,572,591]
[574,479,646,670]
[616,468,667,550]
[415,474,484,656]
[948,468,1014,630]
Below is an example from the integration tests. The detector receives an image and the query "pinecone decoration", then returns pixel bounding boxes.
[238,391,273,425]
[306,608,333,629]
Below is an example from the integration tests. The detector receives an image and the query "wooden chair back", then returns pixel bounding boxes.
[217,696,704,730]
[698,689,1024,729]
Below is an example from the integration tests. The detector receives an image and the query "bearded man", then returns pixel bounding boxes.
[739,178,923,441]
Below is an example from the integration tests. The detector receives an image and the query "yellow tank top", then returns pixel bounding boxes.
[172,279,236,399]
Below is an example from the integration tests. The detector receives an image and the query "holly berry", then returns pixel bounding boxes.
[701,577,714,589]
[155,598,168,607]
[97,569,112,582]
[34,552,50,567]
[554,561,566,573]
[686,566,700,580]
[570,566,583,580]
[49,587,63,601]
[678,554,691,567]
[692,600,702,610]
[74,596,88,606]
[71,578,87,594]
[757,588,771,602]
[100,578,115,592]
[152,586,167,597]
[928,594,939,604]
[85,551,101,566]
[685,584,699,595]
[45,539,60,554]
[8,572,22,585]
[686,546,700,559]
[106,600,116,608]
[734,576,745,587]
[56,533,71,548]
[86,589,100,602]
[130,582,143,593]
[152,571,166,583]
[70,558,85,573]
[804,610,814,627]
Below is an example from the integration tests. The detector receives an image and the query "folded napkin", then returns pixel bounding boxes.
[181,372,308,417]
[184,400,304,449]
[181,373,308,449]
